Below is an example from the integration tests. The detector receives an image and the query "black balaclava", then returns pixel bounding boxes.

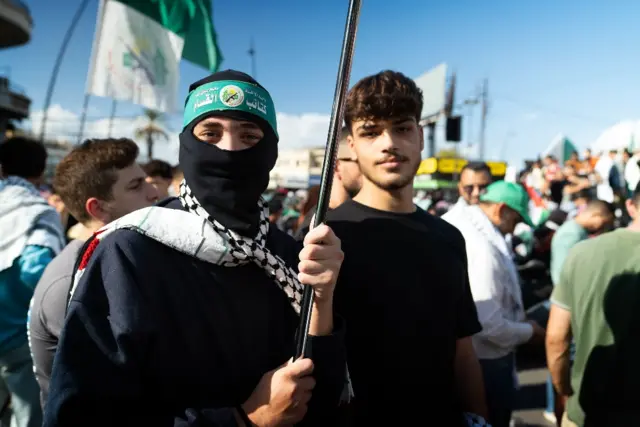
[179,70,278,236]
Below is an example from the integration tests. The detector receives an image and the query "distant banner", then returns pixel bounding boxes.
[86,0,184,112]
[414,63,447,120]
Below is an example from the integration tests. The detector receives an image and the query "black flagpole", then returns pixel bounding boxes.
[295,0,362,359]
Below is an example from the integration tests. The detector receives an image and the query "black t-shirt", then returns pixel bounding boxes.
[294,205,335,242]
[327,200,481,425]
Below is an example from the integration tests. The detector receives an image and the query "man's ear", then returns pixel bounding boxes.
[85,197,109,224]
[626,198,637,220]
[495,202,508,219]
[347,134,358,160]
[418,124,424,151]
[333,160,342,180]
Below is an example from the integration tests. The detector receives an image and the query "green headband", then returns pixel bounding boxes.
[183,80,278,138]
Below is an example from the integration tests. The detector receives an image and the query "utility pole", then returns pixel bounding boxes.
[248,37,257,79]
[427,120,436,158]
[464,94,479,148]
[479,78,489,160]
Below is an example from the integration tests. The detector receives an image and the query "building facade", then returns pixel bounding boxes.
[269,147,327,189]
[0,0,33,136]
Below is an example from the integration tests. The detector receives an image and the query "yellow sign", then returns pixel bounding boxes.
[416,158,507,177]
[487,161,507,176]
[416,158,437,175]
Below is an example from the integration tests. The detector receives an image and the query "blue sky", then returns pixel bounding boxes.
[2,0,640,165]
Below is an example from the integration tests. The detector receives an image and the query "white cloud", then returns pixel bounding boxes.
[24,106,333,165]
[26,104,180,164]
[523,112,539,121]
[276,112,331,150]
[592,119,640,153]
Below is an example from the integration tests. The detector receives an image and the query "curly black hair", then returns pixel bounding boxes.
[345,70,423,131]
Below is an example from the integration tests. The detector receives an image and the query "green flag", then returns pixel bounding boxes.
[87,0,222,112]
[562,137,578,163]
[115,0,223,72]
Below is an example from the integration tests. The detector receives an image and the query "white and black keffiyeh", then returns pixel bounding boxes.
[69,180,354,401]
[180,180,354,402]
[179,181,305,313]
[0,176,66,272]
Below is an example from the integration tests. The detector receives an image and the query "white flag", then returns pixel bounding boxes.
[86,0,184,113]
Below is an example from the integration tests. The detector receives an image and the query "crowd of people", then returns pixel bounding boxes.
[0,67,638,427]
[520,149,639,223]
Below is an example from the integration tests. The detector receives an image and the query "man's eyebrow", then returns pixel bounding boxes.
[238,122,261,130]
[199,121,222,128]
[357,123,379,131]
[391,117,414,125]
[199,121,260,130]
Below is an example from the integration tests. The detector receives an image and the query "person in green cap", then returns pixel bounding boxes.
[443,180,546,427]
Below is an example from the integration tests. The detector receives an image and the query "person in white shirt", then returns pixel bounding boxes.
[527,160,545,193]
[624,149,640,197]
[443,181,546,427]
[594,150,619,203]
[449,161,492,215]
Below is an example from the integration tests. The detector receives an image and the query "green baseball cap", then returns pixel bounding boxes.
[479,180,533,227]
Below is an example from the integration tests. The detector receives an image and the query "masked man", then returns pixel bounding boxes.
[44,70,346,427]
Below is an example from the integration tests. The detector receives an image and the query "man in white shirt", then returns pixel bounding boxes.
[594,150,619,203]
[624,149,640,197]
[444,181,546,427]
[527,161,545,194]
[449,161,492,215]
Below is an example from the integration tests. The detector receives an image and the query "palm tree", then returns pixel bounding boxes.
[134,109,168,160]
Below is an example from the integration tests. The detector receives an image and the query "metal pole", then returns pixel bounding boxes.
[466,103,474,148]
[39,0,90,142]
[295,0,362,359]
[427,121,436,157]
[248,37,257,79]
[479,78,489,160]
[107,99,117,138]
[77,93,90,144]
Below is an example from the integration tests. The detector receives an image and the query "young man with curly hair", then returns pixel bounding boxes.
[326,70,488,426]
